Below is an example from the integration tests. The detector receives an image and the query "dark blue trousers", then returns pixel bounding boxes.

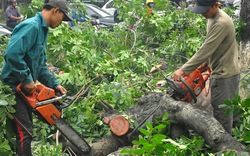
[11,93,33,156]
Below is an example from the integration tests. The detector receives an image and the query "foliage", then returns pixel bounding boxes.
[0,82,15,122]
[32,142,64,156]
[0,81,16,156]
[121,113,205,155]
[121,112,244,156]
[0,139,12,156]
[0,35,10,54]
[0,0,249,155]
[21,0,44,19]
[32,118,57,143]
[221,95,250,150]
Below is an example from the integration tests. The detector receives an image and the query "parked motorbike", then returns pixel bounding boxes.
[90,15,114,32]
[0,23,12,36]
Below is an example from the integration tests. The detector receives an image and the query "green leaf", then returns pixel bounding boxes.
[243,135,250,142]
[138,137,149,145]
[224,99,232,105]
[0,140,11,155]
[120,148,133,154]
[40,129,47,137]
[140,129,150,137]
[163,139,187,149]
[0,108,6,121]
[152,134,166,144]
[164,143,178,151]
[0,100,8,106]
[133,148,145,155]
[153,124,166,131]
[242,98,250,107]
[132,140,140,145]
[242,131,250,142]
[145,122,153,130]
[142,143,155,151]
[153,145,166,155]
[162,112,169,121]
[6,113,13,119]
[8,106,16,113]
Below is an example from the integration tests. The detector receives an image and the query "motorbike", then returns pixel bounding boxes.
[0,23,12,36]
[91,18,114,31]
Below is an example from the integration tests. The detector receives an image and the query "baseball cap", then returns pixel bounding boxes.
[192,0,218,14]
[44,0,73,21]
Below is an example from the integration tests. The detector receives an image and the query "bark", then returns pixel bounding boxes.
[128,93,246,152]
[240,0,250,43]
[63,93,248,156]
[240,0,250,74]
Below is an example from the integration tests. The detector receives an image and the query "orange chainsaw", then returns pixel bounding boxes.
[166,66,211,103]
[16,84,91,155]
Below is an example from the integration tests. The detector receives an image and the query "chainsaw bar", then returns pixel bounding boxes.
[54,118,91,154]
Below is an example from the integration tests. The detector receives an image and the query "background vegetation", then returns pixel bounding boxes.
[0,0,249,155]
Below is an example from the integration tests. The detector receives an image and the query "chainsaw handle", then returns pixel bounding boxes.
[198,65,211,82]
[17,83,38,96]
[16,83,38,108]
[57,96,75,109]
[198,65,211,74]
[16,83,37,97]
[198,65,209,73]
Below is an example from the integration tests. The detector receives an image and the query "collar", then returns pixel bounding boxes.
[37,12,48,29]
[210,9,220,19]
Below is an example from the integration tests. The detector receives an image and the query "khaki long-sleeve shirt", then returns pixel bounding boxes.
[181,10,240,79]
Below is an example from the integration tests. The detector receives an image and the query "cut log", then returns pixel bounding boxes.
[107,115,130,136]
[63,92,248,156]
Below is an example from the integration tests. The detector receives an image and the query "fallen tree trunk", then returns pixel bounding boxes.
[63,92,248,156]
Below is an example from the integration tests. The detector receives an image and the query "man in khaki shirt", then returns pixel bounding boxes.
[172,0,240,134]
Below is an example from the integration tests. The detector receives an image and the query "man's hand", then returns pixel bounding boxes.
[172,68,185,81]
[22,81,36,94]
[56,85,67,95]
[18,15,24,21]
